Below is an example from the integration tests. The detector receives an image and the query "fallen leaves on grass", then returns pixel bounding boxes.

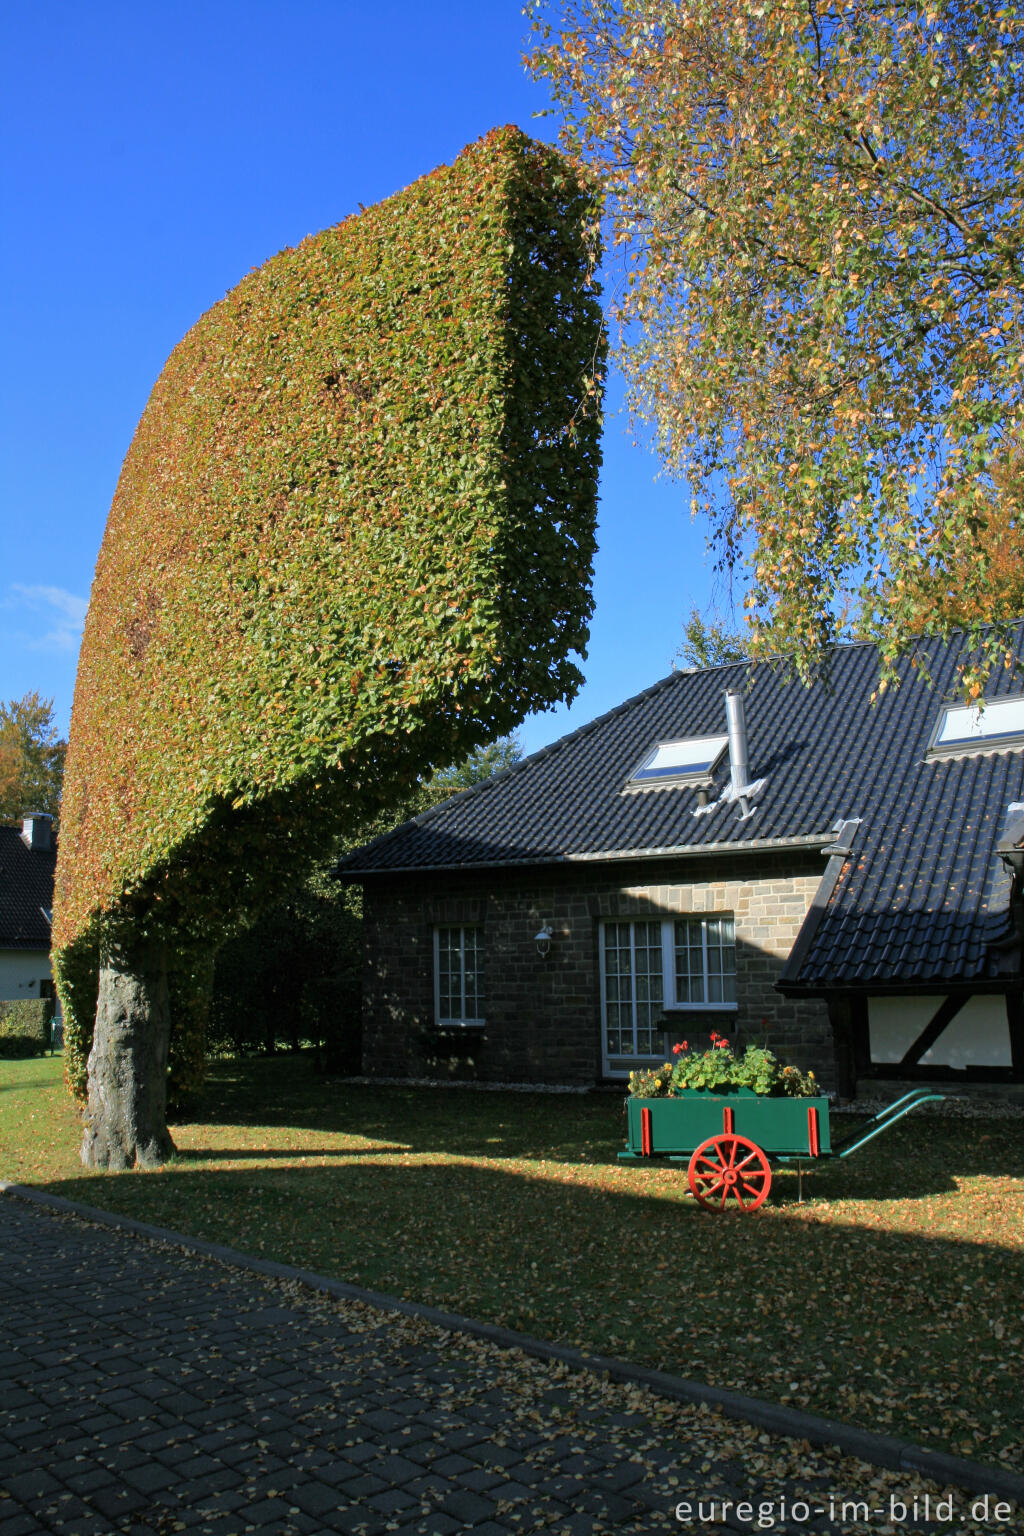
[5,1053,1023,1474]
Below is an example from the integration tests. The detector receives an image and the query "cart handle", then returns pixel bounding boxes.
[832,1088,949,1159]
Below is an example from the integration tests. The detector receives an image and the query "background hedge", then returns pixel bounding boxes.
[54,127,604,1095]
[0,998,52,1057]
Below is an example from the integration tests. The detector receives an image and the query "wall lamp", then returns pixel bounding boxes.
[534,922,554,958]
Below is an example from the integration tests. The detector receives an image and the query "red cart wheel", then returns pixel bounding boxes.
[687,1133,772,1213]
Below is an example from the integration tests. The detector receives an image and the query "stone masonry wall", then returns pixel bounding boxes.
[358,850,834,1087]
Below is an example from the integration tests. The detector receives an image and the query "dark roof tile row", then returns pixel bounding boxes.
[0,827,56,950]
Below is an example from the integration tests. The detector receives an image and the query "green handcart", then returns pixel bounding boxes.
[619,1087,946,1212]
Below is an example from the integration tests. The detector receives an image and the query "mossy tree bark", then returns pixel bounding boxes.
[80,936,176,1169]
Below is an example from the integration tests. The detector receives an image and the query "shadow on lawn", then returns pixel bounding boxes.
[38,1154,1023,1470]
[0,1067,61,1092]
[173,1059,1024,1206]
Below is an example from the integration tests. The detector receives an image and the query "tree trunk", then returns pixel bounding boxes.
[81,935,176,1170]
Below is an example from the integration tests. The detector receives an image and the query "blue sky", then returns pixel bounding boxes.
[1,1,725,757]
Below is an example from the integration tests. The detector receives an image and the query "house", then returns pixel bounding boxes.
[0,813,58,1016]
[338,632,1024,1095]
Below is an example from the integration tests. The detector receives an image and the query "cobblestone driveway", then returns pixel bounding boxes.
[0,1195,1017,1535]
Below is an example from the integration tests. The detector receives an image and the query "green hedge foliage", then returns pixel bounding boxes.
[54,128,604,1093]
[0,998,52,1057]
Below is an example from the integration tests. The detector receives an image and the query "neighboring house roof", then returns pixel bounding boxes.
[340,627,1024,991]
[0,826,57,950]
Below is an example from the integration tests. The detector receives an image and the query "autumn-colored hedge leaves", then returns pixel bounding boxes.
[55,128,604,1092]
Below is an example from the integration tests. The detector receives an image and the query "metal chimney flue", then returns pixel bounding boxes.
[725,690,751,818]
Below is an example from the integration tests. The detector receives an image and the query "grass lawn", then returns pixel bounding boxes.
[2,1051,1022,1475]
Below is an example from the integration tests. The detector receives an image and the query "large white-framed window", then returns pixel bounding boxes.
[434,926,484,1026]
[600,916,737,1071]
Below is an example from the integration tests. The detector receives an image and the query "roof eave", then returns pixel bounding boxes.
[339,830,839,879]
[778,975,1018,998]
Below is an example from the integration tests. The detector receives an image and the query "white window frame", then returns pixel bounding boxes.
[600,916,737,1075]
[434,925,485,1027]
[625,735,729,790]
[927,694,1024,758]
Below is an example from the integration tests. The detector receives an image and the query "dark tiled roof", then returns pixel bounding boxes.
[340,629,1024,987]
[0,827,56,950]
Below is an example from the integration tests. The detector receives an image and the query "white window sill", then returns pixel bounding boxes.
[663,1002,738,1013]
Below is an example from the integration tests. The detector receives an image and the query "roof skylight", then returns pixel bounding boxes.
[930,696,1024,756]
[628,735,729,787]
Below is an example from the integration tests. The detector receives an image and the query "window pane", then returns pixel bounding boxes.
[437,929,458,1019]
[706,916,736,1003]
[463,928,483,1019]
[674,919,706,1004]
[674,916,736,1005]
[631,736,729,782]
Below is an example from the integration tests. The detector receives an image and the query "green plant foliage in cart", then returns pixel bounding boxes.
[53,127,605,1092]
[628,1033,817,1098]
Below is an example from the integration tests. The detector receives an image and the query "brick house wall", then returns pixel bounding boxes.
[358,847,834,1087]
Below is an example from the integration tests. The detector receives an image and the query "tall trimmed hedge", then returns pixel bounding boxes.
[0,999,52,1057]
[54,127,604,1094]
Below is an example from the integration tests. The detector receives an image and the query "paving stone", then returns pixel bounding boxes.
[440,1486,497,1522]
[119,1461,184,1495]
[457,1465,507,1493]
[430,1452,476,1477]
[362,1453,423,1485]
[61,1468,120,1495]
[0,1514,47,1536]
[434,1425,490,1452]
[235,1494,299,1525]
[289,1480,347,1517]
[365,1486,419,1516]
[592,1458,648,1491]
[555,1516,610,1536]
[390,1516,464,1536]
[335,1471,387,1498]
[402,1473,451,1502]
[88,1483,152,1519]
[2,1470,64,1502]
